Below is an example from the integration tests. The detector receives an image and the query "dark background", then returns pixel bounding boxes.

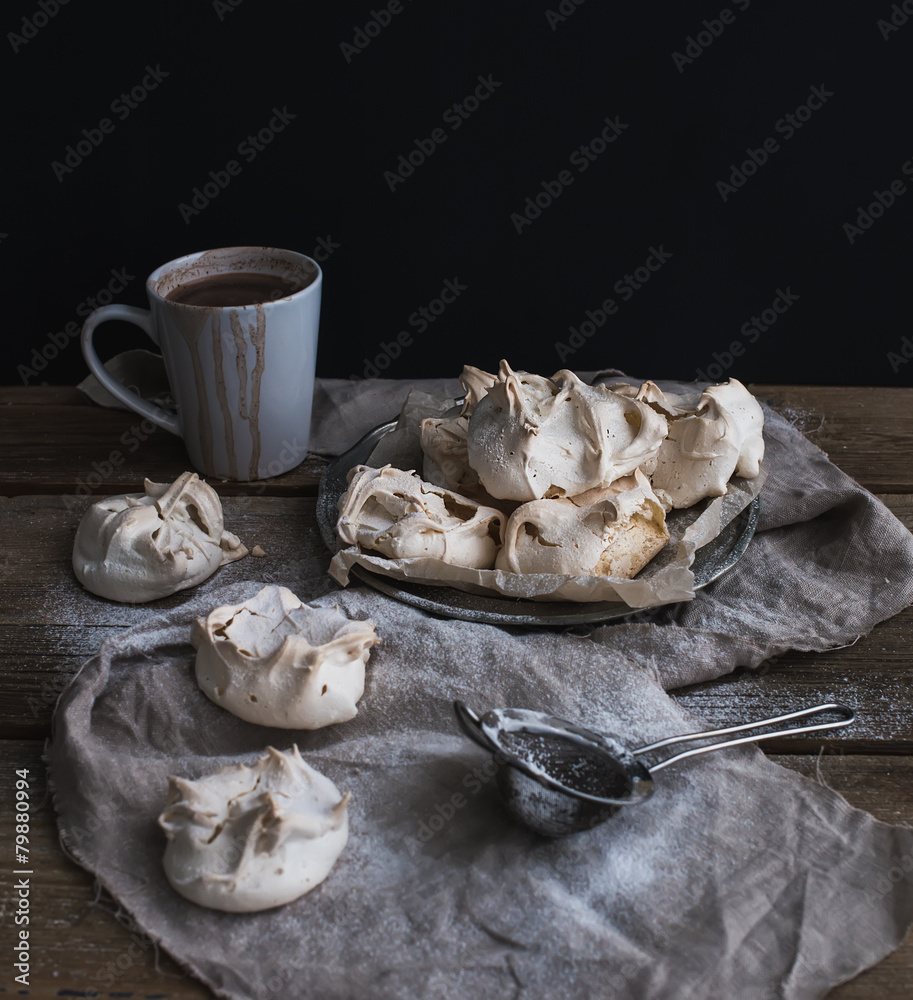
[4,0,912,387]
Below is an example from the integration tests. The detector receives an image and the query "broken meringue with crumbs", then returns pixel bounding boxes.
[193,584,378,730]
[336,464,504,569]
[495,469,670,578]
[72,471,247,603]
[158,745,348,912]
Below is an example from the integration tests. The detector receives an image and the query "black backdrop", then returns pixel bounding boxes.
[4,0,913,387]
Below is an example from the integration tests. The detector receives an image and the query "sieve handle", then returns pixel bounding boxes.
[635,703,855,773]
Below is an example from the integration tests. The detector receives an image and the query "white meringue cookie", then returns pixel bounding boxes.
[158,746,348,912]
[650,378,765,508]
[72,472,247,603]
[193,585,378,730]
[495,469,669,578]
[702,379,765,478]
[466,361,668,501]
[336,465,503,569]
[420,365,497,494]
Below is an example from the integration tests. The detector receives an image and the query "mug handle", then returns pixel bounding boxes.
[80,304,180,435]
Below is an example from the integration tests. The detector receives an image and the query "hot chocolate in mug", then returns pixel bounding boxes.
[80,246,321,481]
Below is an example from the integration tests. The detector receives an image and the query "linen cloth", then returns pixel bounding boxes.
[51,370,913,999]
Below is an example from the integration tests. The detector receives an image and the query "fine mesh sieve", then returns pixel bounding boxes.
[453,701,856,837]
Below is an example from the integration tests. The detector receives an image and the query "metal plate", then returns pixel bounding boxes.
[317,420,760,626]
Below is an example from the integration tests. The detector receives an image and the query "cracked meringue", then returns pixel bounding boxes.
[420,365,497,495]
[336,465,503,568]
[466,361,668,501]
[193,585,378,729]
[420,414,474,494]
[495,469,670,578]
[159,746,349,912]
[72,472,247,603]
[649,378,765,508]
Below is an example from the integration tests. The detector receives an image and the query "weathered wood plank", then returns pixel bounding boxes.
[5,610,911,749]
[0,393,327,496]
[0,385,89,405]
[2,385,913,496]
[2,496,912,746]
[672,608,913,755]
[3,740,910,999]
[751,385,913,494]
[5,614,912,750]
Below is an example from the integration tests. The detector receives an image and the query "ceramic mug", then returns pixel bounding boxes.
[80,246,321,481]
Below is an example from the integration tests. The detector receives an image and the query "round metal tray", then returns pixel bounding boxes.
[317,420,760,626]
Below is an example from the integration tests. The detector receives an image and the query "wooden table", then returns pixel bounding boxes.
[2,385,912,999]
